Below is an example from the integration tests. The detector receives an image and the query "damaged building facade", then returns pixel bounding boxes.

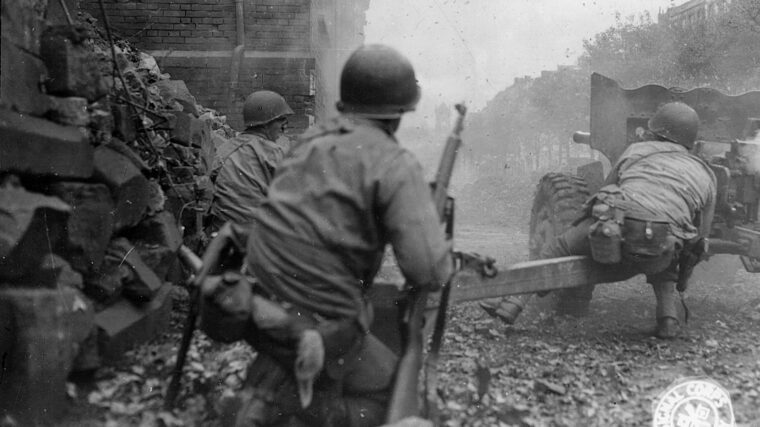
[81,0,370,130]
[0,0,367,424]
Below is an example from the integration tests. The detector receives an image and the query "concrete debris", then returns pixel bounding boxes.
[0,3,236,409]
[46,95,90,127]
[107,237,163,302]
[155,79,200,116]
[93,145,151,232]
[40,25,109,101]
[0,42,51,116]
[0,286,94,425]
[48,182,114,274]
[169,111,211,148]
[125,211,183,253]
[0,108,94,178]
[110,103,137,142]
[0,182,71,281]
[95,282,172,361]
[22,253,84,289]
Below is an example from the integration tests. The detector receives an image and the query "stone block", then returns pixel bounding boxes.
[111,103,137,142]
[135,244,177,282]
[0,40,50,116]
[1,0,47,53]
[0,109,94,178]
[40,25,109,101]
[46,96,90,127]
[83,260,125,305]
[49,182,114,274]
[0,286,94,425]
[71,329,101,373]
[107,238,163,302]
[93,145,150,231]
[169,111,211,147]
[155,80,199,116]
[90,101,115,142]
[125,211,182,252]
[103,138,150,173]
[0,184,70,281]
[18,254,84,289]
[95,282,172,361]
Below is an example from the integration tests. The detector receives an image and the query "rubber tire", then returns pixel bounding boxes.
[529,173,593,314]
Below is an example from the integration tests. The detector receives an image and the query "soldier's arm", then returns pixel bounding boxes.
[378,153,453,291]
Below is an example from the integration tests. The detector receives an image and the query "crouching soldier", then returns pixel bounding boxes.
[209,90,294,230]
[482,102,717,339]
[198,44,452,426]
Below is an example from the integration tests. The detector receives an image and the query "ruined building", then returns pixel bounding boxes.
[0,0,368,424]
[80,0,370,130]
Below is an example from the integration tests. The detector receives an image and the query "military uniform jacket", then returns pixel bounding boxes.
[211,132,289,225]
[245,116,452,331]
[603,140,717,241]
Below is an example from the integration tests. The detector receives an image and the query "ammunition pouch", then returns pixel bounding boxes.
[588,202,624,264]
[587,201,679,275]
[621,217,678,275]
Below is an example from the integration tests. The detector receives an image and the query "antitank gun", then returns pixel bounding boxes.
[558,73,760,276]
[372,74,760,325]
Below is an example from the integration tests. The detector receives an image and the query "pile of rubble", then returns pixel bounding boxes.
[0,6,234,424]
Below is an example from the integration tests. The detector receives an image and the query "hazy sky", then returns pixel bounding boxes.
[365,0,675,120]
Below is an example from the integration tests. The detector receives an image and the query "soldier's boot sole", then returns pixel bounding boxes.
[480,296,526,325]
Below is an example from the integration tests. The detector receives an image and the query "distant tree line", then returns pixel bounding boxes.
[466,0,760,175]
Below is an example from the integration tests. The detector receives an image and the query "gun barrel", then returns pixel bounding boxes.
[178,245,203,273]
[573,131,591,145]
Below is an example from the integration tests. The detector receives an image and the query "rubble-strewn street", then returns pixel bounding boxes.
[54,221,760,426]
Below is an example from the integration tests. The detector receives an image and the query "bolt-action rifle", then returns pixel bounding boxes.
[386,103,467,423]
[165,234,239,409]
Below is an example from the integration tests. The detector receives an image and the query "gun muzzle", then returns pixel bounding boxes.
[178,245,203,273]
[573,131,591,145]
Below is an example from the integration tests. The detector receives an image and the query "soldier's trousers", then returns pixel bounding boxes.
[508,218,680,319]
[229,331,397,427]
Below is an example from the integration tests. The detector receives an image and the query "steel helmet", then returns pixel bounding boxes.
[648,102,700,149]
[242,90,294,128]
[336,44,420,119]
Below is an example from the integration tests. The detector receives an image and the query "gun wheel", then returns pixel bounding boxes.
[529,173,593,314]
[529,173,590,258]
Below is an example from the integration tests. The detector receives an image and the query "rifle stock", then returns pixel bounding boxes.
[386,104,467,423]
[164,231,232,409]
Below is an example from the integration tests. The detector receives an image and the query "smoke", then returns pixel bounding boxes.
[741,130,760,175]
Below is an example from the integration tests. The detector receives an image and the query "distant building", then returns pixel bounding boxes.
[661,0,732,28]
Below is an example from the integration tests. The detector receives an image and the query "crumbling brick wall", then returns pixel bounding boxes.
[78,0,310,51]
[158,55,314,130]
[79,0,315,130]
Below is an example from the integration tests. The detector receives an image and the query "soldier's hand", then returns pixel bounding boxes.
[199,272,254,343]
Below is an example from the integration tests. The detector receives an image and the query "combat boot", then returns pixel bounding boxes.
[652,281,679,339]
[480,296,528,324]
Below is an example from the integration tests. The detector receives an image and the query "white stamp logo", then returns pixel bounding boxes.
[652,377,735,427]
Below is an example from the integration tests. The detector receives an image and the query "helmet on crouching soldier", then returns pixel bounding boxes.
[648,102,700,149]
[242,90,294,129]
[337,44,420,119]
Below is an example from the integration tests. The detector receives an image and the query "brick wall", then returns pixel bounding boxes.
[80,0,311,52]
[159,54,314,130]
[79,0,368,130]
[79,0,315,130]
